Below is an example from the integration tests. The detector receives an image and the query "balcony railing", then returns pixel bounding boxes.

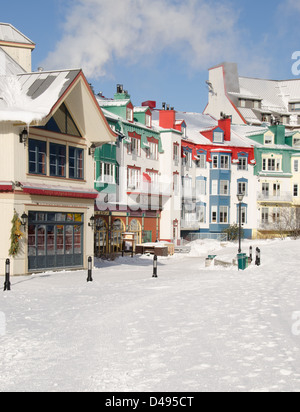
[181,219,200,230]
[257,192,293,203]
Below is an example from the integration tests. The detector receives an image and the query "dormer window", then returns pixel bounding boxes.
[264,132,274,145]
[126,105,133,122]
[293,135,300,147]
[213,129,224,144]
[145,113,152,128]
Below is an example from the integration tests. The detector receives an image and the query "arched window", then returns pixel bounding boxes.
[111,219,125,253]
[129,219,142,245]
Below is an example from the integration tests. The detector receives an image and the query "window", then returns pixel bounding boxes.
[240,99,246,108]
[237,206,247,225]
[69,147,84,180]
[50,143,66,177]
[291,103,300,111]
[211,206,218,223]
[219,206,228,224]
[100,162,115,184]
[197,154,206,169]
[211,180,218,195]
[294,184,299,197]
[173,173,179,195]
[173,144,179,163]
[264,133,274,145]
[220,155,230,169]
[29,139,47,175]
[262,157,281,172]
[126,106,133,122]
[294,137,300,147]
[197,205,206,223]
[49,103,81,137]
[147,171,159,192]
[145,114,152,128]
[183,151,193,168]
[294,160,299,172]
[261,207,269,224]
[128,167,141,190]
[212,155,218,169]
[262,183,269,197]
[220,180,229,195]
[147,141,158,160]
[273,184,281,197]
[254,101,260,109]
[196,179,206,197]
[238,182,247,196]
[130,137,141,156]
[281,116,290,125]
[213,131,224,143]
[272,208,281,223]
[238,157,247,171]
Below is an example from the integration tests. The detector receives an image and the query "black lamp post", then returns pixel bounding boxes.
[237,192,245,253]
[4,259,11,291]
[153,255,158,278]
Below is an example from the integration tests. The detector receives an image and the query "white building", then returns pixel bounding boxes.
[204,62,300,129]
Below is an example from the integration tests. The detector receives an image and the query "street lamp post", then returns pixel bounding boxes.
[237,192,245,254]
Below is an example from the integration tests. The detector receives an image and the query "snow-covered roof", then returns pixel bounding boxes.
[0,69,81,124]
[238,77,300,114]
[0,23,35,46]
[96,96,130,107]
[134,106,149,113]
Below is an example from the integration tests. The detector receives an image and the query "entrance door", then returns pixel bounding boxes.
[28,212,84,271]
[111,219,125,253]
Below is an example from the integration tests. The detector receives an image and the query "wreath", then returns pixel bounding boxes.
[9,211,24,257]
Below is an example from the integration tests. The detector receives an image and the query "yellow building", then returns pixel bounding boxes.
[0,25,116,275]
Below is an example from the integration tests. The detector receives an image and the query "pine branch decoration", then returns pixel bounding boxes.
[9,211,24,257]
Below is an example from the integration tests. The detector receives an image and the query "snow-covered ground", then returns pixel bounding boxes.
[1,238,300,392]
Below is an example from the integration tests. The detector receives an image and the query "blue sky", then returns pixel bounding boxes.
[2,0,300,112]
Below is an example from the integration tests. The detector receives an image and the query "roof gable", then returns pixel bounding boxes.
[0,23,35,46]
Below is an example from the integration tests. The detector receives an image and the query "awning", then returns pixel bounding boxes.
[0,181,13,192]
[20,182,99,199]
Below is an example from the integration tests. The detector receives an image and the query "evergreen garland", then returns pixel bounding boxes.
[9,211,24,257]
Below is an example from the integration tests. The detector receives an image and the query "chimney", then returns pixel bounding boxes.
[218,117,231,141]
[159,107,176,129]
[142,100,156,110]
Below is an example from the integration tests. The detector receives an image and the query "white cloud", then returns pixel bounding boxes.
[42,0,262,79]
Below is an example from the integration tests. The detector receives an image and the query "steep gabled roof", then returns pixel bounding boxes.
[0,69,82,123]
[0,23,35,46]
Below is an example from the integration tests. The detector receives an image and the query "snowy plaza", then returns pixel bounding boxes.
[1,238,300,392]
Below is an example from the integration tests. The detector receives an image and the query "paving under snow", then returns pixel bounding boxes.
[1,238,300,392]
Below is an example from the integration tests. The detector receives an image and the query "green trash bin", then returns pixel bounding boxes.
[237,253,247,271]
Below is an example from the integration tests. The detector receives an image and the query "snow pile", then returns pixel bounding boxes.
[1,238,300,392]
[187,239,226,258]
[0,75,68,124]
